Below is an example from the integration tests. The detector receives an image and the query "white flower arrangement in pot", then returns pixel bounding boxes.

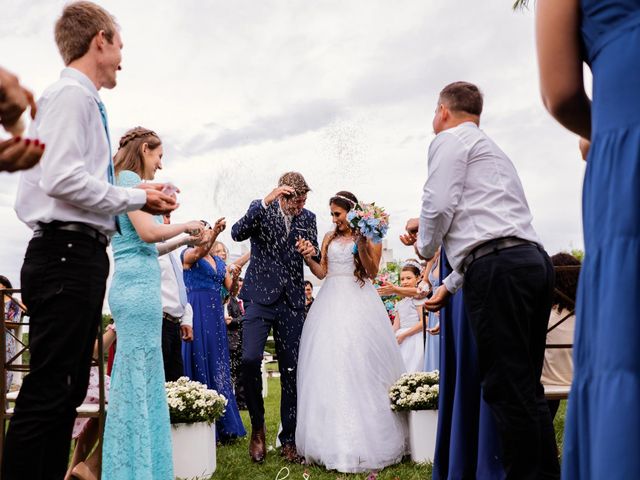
[165,377,227,478]
[389,370,439,463]
[389,370,439,411]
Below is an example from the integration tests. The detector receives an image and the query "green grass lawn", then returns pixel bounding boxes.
[211,378,433,480]
[185,378,567,479]
[553,400,567,455]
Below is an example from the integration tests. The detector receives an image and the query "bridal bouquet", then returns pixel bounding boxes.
[166,377,227,424]
[347,202,390,244]
[389,371,440,411]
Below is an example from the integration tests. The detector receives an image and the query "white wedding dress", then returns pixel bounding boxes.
[296,238,408,473]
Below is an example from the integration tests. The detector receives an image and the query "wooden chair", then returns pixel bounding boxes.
[0,288,107,479]
[542,265,580,401]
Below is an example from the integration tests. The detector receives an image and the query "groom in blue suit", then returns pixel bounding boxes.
[231,172,320,463]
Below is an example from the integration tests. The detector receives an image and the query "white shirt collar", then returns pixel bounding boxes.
[61,67,101,101]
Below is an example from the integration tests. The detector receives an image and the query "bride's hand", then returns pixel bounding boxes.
[397,333,406,345]
[296,238,315,258]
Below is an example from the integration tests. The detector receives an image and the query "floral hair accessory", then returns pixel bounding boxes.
[402,259,423,272]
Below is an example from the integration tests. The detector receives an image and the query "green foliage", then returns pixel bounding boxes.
[570,249,584,262]
[101,314,113,332]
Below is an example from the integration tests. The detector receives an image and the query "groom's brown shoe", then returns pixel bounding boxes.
[249,424,267,463]
[281,443,304,464]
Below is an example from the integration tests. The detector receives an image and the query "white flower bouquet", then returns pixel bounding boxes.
[389,370,439,411]
[166,377,227,424]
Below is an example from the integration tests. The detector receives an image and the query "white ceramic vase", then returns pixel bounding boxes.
[171,421,216,479]
[409,409,438,463]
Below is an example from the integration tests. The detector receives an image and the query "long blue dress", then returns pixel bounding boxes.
[423,259,440,372]
[103,170,173,479]
[181,254,246,441]
[433,250,504,480]
[563,3,640,478]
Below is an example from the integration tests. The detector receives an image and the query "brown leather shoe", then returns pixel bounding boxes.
[280,443,303,464]
[249,424,267,463]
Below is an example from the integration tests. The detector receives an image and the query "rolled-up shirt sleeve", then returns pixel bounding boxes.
[37,86,146,215]
[443,270,464,294]
[417,132,468,261]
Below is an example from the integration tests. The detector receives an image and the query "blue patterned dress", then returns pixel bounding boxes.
[423,258,440,372]
[103,170,173,479]
[563,2,640,478]
[181,254,246,441]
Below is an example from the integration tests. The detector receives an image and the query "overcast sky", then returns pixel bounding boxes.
[0,0,587,288]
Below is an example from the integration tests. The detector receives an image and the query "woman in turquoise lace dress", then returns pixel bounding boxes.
[103,127,204,479]
[537,1,640,477]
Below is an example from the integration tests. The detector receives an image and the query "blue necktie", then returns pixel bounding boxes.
[169,252,188,308]
[95,100,121,234]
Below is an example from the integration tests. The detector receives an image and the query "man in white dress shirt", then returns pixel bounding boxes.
[158,214,194,381]
[4,3,176,479]
[404,82,559,479]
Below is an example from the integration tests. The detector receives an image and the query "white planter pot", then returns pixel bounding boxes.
[409,409,438,463]
[171,422,216,479]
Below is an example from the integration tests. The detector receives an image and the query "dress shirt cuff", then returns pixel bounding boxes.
[443,271,464,294]
[180,303,193,328]
[261,199,268,209]
[416,238,437,262]
[125,187,147,212]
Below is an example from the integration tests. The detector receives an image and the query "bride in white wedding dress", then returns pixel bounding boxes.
[295,191,408,473]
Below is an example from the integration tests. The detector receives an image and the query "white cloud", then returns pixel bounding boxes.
[0,0,585,289]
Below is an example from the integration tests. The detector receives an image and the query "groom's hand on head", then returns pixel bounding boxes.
[264,185,296,206]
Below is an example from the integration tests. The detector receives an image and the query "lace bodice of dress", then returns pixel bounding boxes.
[326,238,356,278]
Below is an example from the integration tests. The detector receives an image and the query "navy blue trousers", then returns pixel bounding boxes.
[241,297,305,446]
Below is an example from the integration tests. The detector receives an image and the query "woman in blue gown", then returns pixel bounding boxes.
[536,1,640,477]
[423,252,440,372]
[182,228,246,442]
[104,127,204,479]
[433,250,504,480]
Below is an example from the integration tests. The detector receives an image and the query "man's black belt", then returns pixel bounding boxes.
[33,221,109,247]
[462,237,538,273]
[163,312,181,324]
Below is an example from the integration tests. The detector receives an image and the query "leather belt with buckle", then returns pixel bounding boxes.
[33,221,109,247]
[163,312,181,324]
[462,237,538,273]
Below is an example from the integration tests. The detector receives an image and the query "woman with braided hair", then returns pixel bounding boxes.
[295,191,407,473]
[103,127,204,479]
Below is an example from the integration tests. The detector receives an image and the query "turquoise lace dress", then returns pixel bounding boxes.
[103,170,173,480]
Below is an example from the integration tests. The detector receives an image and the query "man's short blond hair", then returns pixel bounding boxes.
[278,172,311,196]
[54,1,118,65]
